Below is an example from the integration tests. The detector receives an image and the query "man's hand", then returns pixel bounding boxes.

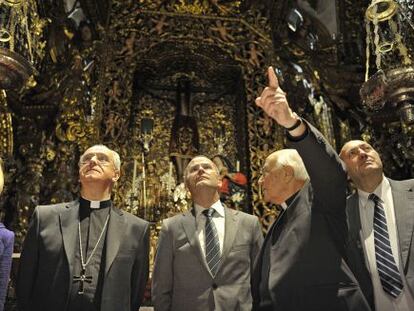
[255,66,299,128]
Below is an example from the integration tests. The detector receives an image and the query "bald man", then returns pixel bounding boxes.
[251,67,371,311]
[341,140,414,310]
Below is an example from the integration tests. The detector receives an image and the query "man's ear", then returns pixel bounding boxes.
[217,178,223,190]
[112,170,120,182]
[283,166,294,182]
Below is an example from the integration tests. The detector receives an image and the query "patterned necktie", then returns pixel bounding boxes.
[369,193,404,298]
[203,208,221,276]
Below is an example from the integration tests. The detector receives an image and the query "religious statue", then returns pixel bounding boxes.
[212,154,248,211]
[169,79,199,183]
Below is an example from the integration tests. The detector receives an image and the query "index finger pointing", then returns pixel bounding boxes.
[267,66,279,90]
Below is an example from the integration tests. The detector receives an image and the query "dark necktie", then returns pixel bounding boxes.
[369,193,404,298]
[203,208,221,276]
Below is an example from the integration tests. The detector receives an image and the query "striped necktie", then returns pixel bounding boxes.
[369,193,404,298]
[203,208,221,276]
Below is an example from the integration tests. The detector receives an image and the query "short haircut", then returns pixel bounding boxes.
[80,144,121,171]
[183,155,219,183]
[273,149,309,181]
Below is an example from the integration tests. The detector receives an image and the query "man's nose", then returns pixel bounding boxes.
[89,155,99,164]
[359,149,368,159]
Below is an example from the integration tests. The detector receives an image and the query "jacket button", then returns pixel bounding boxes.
[212,283,218,289]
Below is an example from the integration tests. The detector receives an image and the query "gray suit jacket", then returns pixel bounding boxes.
[152,205,263,311]
[17,200,150,311]
[346,178,414,311]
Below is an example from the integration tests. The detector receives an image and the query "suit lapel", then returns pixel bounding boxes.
[390,179,414,268]
[347,193,369,267]
[216,207,239,274]
[181,209,212,277]
[105,206,126,276]
[59,200,80,289]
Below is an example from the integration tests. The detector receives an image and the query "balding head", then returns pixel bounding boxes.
[339,140,383,192]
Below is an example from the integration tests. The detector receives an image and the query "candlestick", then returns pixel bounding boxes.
[142,153,147,219]
[168,161,173,192]
[132,158,137,194]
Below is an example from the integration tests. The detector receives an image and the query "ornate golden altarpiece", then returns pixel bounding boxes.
[0,1,346,265]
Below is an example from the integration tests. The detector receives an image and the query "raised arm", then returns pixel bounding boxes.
[255,66,347,212]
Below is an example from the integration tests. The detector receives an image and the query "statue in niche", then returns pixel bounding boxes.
[169,79,199,183]
[212,155,248,211]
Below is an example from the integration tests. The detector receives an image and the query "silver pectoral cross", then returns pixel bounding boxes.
[73,268,92,294]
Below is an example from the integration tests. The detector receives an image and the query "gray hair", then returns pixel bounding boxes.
[273,149,309,181]
[80,144,121,171]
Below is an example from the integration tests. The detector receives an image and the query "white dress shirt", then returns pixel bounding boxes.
[195,200,225,257]
[358,177,414,311]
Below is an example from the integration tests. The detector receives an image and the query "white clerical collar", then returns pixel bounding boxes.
[280,202,288,210]
[79,197,112,209]
[90,200,100,209]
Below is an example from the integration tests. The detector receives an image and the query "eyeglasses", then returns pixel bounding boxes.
[79,152,112,166]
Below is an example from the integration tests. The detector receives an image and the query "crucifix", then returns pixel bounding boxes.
[73,267,92,294]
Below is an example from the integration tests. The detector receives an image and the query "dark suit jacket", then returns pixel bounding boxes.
[17,200,149,311]
[152,205,263,311]
[346,178,414,311]
[252,122,371,311]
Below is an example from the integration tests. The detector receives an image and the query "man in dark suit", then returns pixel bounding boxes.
[17,144,149,311]
[252,66,371,311]
[340,140,414,310]
[152,155,263,311]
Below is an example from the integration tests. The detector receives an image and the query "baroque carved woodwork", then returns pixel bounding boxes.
[1,0,414,251]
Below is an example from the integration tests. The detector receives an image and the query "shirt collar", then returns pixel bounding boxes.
[357,175,389,203]
[194,200,225,218]
[79,196,112,209]
[280,190,299,210]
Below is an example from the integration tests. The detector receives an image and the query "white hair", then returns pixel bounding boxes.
[273,149,309,181]
[81,144,121,171]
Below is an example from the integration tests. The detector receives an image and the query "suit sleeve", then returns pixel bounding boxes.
[152,220,173,311]
[131,221,150,311]
[16,207,40,311]
[0,230,14,311]
[287,120,347,214]
[250,217,264,274]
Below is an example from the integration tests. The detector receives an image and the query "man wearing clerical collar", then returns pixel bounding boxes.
[17,144,150,311]
[152,155,263,311]
[251,66,371,311]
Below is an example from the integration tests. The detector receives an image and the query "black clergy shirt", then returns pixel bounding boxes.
[67,197,111,311]
[257,193,297,311]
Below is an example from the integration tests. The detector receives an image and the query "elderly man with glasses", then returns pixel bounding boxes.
[17,145,149,311]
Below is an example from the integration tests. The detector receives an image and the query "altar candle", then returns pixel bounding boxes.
[168,162,173,191]
[132,158,137,192]
[236,160,240,172]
